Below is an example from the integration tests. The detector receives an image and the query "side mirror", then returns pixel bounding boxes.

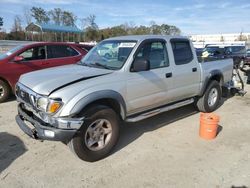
[132,59,150,72]
[13,56,24,62]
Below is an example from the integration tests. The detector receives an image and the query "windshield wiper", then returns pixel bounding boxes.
[90,62,111,70]
[77,61,92,67]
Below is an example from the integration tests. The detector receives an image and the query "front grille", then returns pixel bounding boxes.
[18,89,31,104]
[16,84,31,105]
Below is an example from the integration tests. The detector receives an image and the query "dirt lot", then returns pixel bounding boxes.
[1,84,250,188]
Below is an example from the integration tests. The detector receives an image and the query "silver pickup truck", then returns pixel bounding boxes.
[15,35,233,161]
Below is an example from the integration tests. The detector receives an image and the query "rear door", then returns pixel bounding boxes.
[46,45,82,67]
[169,39,201,101]
[126,39,173,114]
[7,45,47,85]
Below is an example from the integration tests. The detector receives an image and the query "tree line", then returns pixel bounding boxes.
[0,7,181,42]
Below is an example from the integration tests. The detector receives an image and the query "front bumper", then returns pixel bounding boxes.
[16,105,83,141]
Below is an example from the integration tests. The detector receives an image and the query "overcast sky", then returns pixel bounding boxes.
[1,0,250,35]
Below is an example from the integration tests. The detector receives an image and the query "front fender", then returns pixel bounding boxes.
[60,90,127,119]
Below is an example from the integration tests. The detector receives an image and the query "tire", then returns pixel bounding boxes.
[68,105,120,162]
[196,80,222,112]
[0,80,11,103]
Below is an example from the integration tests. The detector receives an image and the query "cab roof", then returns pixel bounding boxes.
[104,35,188,42]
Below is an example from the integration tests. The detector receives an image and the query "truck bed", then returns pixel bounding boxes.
[200,58,234,85]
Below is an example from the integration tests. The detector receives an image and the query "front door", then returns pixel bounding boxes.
[126,40,173,115]
[8,45,47,85]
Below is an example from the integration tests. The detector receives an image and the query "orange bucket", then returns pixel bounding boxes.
[199,113,220,140]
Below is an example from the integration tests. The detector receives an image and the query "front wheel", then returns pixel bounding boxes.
[68,105,120,162]
[196,80,222,112]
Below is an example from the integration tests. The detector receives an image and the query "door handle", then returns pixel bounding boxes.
[165,72,172,78]
[192,68,197,72]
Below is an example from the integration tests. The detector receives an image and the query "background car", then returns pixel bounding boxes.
[200,45,225,62]
[224,45,247,66]
[0,42,93,103]
[201,44,247,66]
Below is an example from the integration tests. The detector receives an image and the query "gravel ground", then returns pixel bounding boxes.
[0,84,250,188]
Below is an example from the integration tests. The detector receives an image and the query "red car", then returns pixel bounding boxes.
[0,42,93,103]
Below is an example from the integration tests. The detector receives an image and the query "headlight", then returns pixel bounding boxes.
[37,97,63,114]
[37,97,49,111]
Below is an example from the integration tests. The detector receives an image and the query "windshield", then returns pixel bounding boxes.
[202,46,226,57]
[0,45,24,60]
[79,40,137,70]
[203,47,221,53]
[224,46,245,53]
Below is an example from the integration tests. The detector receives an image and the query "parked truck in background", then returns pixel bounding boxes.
[15,35,234,162]
[200,44,246,66]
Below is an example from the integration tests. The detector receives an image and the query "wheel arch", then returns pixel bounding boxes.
[70,90,127,120]
[199,70,224,96]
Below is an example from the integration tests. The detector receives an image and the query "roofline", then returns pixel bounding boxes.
[103,35,188,42]
[20,42,86,47]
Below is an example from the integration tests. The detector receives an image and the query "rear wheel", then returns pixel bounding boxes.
[68,105,120,162]
[196,80,222,112]
[0,80,11,103]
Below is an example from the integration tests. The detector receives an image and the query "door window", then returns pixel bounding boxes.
[47,45,79,59]
[134,41,169,69]
[19,46,46,61]
[171,40,193,65]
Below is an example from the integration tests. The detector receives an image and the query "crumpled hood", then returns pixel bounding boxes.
[19,64,113,95]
